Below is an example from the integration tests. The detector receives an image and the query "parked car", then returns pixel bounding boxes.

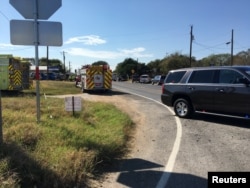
[112,73,118,81]
[30,72,61,80]
[139,74,151,83]
[161,66,250,119]
[132,74,140,83]
[118,75,128,81]
[47,72,58,80]
[30,72,36,79]
[151,75,166,85]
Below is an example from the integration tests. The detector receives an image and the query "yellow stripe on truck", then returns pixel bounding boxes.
[104,70,112,89]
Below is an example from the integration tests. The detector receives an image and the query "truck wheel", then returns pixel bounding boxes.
[173,98,193,118]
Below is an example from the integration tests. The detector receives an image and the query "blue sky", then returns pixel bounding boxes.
[0,0,250,71]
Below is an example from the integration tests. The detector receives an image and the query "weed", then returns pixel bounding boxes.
[0,81,133,187]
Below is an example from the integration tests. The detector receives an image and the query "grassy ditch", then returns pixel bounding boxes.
[0,81,134,187]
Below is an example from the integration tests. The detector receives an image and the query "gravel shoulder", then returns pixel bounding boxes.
[78,92,173,188]
[80,93,146,187]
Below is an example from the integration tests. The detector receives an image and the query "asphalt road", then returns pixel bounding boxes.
[106,81,250,188]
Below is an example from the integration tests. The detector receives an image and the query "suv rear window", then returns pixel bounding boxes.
[165,71,186,83]
[188,70,215,83]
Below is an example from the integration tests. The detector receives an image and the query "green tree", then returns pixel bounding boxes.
[113,49,250,76]
[115,58,139,77]
[92,60,109,66]
[198,54,230,66]
[147,59,162,76]
[159,53,190,74]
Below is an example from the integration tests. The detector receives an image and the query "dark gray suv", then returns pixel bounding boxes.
[161,66,250,119]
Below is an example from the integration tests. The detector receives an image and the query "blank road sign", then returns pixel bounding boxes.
[10,20,62,46]
[65,96,82,112]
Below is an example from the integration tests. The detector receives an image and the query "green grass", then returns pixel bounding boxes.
[27,80,82,95]
[0,81,134,187]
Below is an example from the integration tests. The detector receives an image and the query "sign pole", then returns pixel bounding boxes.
[72,96,75,116]
[34,0,40,123]
[0,90,3,146]
[9,0,62,123]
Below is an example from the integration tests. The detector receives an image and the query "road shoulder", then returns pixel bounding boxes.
[79,92,176,188]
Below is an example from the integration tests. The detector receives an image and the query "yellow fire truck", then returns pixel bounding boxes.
[77,64,112,92]
[0,54,31,91]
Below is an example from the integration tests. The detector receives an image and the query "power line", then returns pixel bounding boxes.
[233,41,250,51]
[0,9,9,21]
[193,41,229,50]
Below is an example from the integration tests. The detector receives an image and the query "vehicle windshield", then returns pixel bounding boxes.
[154,75,161,79]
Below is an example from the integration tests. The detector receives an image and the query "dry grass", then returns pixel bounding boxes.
[0,81,134,187]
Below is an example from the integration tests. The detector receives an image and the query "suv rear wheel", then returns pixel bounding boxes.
[173,98,193,118]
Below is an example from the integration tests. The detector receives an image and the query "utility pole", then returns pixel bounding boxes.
[68,61,71,73]
[62,51,66,73]
[189,25,194,67]
[61,51,67,80]
[46,46,49,79]
[231,29,234,66]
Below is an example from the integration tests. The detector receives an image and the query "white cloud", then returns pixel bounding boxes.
[0,43,15,48]
[65,35,106,45]
[120,47,148,56]
[0,43,27,52]
[66,47,153,59]
[67,48,120,59]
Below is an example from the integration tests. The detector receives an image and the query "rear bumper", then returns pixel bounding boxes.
[140,80,150,83]
[161,94,172,106]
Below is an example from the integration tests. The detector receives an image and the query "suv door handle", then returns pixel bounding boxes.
[216,88,224,92]
[188,86,195,90]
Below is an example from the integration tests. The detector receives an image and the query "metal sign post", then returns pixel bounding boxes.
[0,90,3,146]
[33,0,40,122]
[9,0,62,123]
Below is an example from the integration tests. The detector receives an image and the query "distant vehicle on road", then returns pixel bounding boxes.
[151,75,166,85]
[140,74,151,83]
[112,73,118,81]
[132,74,140,83]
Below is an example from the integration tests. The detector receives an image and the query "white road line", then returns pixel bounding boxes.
[113,86,182,188]
[156,115,182,188]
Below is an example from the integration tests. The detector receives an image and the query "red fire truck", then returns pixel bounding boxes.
[76,64,112,92]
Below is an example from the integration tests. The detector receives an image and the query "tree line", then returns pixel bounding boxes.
[35,49,250,77]
[115,49,250,77]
